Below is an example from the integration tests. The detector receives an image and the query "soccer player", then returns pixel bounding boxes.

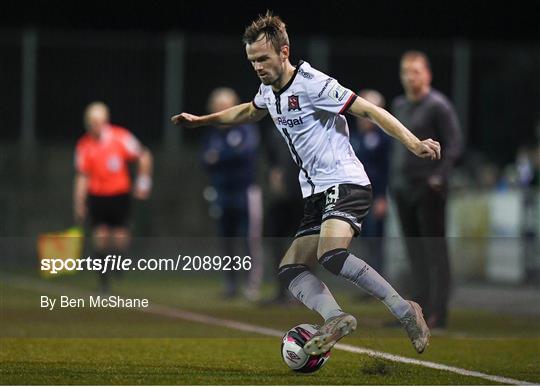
[171,12,439,355]
[74,101,153,292]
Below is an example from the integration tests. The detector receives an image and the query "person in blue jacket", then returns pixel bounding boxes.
[201,87,263,300]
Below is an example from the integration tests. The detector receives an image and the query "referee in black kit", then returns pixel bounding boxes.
[390,51,463,330]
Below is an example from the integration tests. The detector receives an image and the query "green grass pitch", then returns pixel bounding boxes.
[1,273,539,385]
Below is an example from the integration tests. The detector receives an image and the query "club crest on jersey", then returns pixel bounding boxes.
[288,94,301,111]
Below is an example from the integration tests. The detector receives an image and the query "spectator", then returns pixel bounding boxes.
[201,87,263,300]
[390,51,463,329]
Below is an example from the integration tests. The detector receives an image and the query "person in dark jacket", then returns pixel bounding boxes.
[390,51,463,329]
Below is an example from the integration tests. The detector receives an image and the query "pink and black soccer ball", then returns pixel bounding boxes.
[281,323,331,373]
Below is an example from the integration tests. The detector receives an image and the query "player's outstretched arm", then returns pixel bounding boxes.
[171,102,267,128]
[348,97,441,160]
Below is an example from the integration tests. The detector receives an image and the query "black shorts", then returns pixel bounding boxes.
[295,184,372,238]
[87,194,131,227]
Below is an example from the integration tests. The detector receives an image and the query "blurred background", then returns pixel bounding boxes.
[0,1,539,303]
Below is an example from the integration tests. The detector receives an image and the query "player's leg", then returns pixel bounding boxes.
[318,218,412,320]
[316,217,429,353]
[278,191,365,355]
[315,184,429,353]
[278,189,358,355]
[298,218,357,355]
[278,234,344,321]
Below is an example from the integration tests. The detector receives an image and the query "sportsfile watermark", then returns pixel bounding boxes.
[40,254,253,275]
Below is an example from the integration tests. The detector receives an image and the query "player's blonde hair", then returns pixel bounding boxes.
[243,10,289,54]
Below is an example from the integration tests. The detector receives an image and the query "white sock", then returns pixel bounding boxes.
[288,270,343,321]
[340,254,411,319]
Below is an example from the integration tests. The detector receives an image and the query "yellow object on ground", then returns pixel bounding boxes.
[37,227,84,277]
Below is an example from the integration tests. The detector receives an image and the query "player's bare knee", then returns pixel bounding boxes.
[279,241,306,267]
[280,235,319,268]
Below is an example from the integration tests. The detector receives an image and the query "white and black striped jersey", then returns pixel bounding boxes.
[253,61,370,198]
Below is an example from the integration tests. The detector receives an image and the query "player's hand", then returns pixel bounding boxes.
[170,113,203,128]
[412,138,441,160]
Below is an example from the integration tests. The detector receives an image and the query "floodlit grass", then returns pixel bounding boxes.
[1,273,538,384]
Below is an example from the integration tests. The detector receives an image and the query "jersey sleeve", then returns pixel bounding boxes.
[252,85,267,110]
[309,76,357,115]
[117,127,143,161]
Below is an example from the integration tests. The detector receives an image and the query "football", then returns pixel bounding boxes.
[280,324,331,373]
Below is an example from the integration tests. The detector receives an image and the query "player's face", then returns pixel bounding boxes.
[400,58,431,94]
[246,36,286,86]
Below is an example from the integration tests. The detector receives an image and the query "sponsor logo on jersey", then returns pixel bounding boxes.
[328,83,348,103]
[277,116,304,128]
[298,67,314,79]
[288,94,301,111]
[317,77,334,98]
